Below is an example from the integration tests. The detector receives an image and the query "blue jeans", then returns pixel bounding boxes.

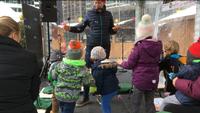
[101,91,117,113]
[58,101,76,113]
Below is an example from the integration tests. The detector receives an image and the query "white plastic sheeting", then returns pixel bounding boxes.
[160,5,196,22]
[0,2,21,22]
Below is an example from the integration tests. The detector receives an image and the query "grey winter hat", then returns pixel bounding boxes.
[91,46,106,60]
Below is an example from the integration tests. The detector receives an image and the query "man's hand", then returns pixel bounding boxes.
[63,24,70,31]
[112,25,121,32]
[116,59,123,66]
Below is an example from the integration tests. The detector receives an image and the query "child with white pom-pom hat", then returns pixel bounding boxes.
[117,14,163,113]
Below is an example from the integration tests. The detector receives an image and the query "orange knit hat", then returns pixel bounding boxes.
[67,40,82,60]
[68,40,81,49]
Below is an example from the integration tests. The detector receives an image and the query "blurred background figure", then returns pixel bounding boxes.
[159,40,183,95]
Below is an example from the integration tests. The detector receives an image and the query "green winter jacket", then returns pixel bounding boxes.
[49,58,91,102]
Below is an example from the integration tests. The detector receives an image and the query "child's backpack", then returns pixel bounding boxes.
[168,54,186,73]
[178,56,187,65]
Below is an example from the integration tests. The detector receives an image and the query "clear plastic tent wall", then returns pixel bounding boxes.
[146,0,198,56]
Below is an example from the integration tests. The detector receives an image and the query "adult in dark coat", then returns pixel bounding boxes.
[63,0,121,106]
[0,16,40,113]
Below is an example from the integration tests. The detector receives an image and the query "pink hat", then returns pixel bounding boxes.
[135,14,154,42]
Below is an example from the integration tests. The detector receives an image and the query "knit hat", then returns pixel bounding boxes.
[187,39,200,64]
[91,46,106,60]
[135,14,154,42]
[66,40,82,60]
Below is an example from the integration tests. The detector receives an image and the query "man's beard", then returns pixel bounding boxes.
[96,7,103,12]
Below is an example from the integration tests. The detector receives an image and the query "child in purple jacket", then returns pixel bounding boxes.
[118,14,162,113]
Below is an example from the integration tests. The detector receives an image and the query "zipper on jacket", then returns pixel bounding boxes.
[100,14,103,46]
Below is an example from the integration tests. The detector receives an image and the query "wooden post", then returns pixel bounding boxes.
[195,1,200,41]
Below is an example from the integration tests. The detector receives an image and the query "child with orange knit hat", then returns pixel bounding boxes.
[48,40,91,113]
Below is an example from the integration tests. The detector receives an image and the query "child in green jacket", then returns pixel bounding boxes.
[48,40,90,113]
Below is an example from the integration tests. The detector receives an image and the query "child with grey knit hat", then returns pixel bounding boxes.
[90,46,119,113]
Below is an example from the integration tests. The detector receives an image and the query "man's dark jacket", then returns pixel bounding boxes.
[70,6,116,46]
[0,36,40,113]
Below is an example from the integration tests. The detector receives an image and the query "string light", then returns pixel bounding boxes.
[115,18,119,23]
[78,16,83,23]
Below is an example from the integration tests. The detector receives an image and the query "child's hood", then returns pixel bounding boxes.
[139,39,162,58]
[99,59,118,69]
[63,57,86,67]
